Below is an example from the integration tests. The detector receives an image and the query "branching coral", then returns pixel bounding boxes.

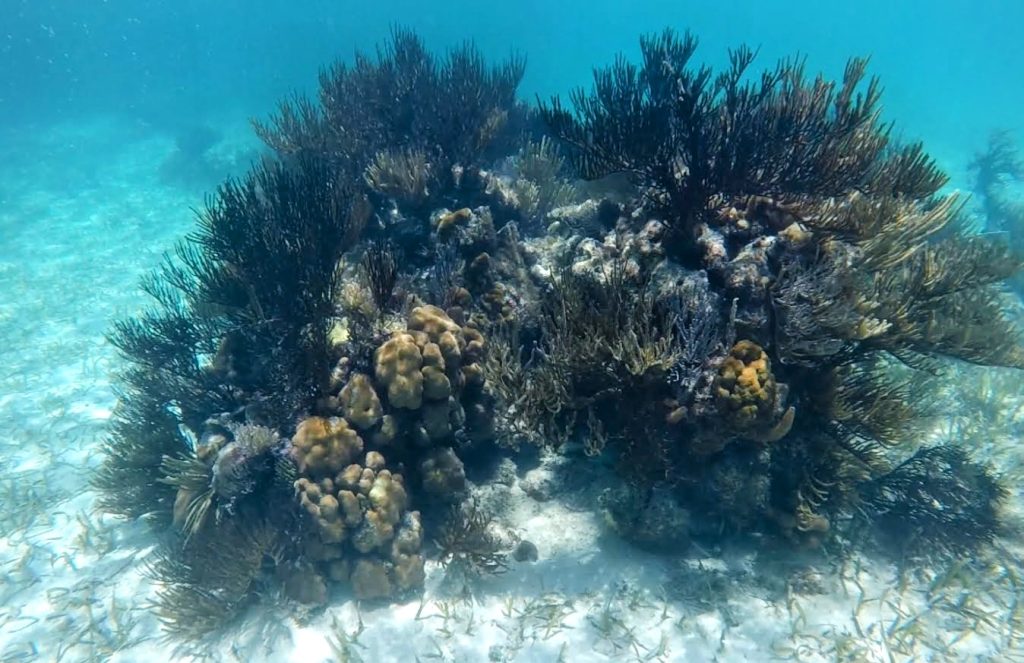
[969,130,1024,234]
[508,137,581,232]
[255,28,525,201]
[859,445,1007,559]
[540,30,946,252]
[435,499,509,576]
[483,258,679,450]
[364,147,435,208]
[774,203,1024,369]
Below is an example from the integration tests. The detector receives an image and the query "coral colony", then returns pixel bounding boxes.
[96,29,1023,641]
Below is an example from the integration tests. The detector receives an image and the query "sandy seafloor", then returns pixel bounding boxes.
[1,117,1023,663]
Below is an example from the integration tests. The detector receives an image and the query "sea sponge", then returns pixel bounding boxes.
[374,332,424,409]
[339,373,383,430]
[418,447,467,500]
[290,416,364,477]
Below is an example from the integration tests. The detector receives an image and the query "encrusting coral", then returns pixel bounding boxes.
[94,27,1024,645]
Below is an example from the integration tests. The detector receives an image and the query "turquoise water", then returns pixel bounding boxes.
[1,2,1023,661]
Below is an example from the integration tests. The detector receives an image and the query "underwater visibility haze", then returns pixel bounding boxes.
[2,2,1024,662]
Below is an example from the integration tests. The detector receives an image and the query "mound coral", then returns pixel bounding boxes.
[290,416,364,477]
[374,305,489,446]
[294,451,425,599]
[714,340,794,443]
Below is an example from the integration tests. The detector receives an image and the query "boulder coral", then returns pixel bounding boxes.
[293,450,426,600]
[374,333,425,409]
[714,341,794,443]
[374,305,491,445]
[418,447,468,500]
[339,373,383,430]
[290,416,364,477]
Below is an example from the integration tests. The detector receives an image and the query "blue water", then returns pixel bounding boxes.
[1,2,1024,661]
[4,1,1024,167]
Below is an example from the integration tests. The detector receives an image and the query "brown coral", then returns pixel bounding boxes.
[435,207,473,235]
[296,477,347,543]
[419,447,467,500]
[375,333,424,409]
[294,450,426,600]
[290,417,364,477]
[409,304,463,338]
[372,305,490,445]
[339,373,383,430]
[350,559,393,599]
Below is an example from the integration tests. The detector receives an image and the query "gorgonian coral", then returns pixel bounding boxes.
[95,29,1024,647]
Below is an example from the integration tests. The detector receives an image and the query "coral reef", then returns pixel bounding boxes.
[95,28,1024,644]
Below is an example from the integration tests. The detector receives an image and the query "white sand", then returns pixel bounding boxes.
[1,116,1022,663]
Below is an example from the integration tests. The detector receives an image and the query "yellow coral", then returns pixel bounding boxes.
[370,306,489,446]
[290,417,364,477]
[372,414,399,446]
[392,553,426,590]
[714,340,795,442]
[279,564,329,605]
[715,340,776,428]
[422,366,452,400]
[339,373,383,430]
[418,447,467,499]
[420,400,453,441]
[374,332,424,409]
[368,470,407,526]
[438,331,462,367]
